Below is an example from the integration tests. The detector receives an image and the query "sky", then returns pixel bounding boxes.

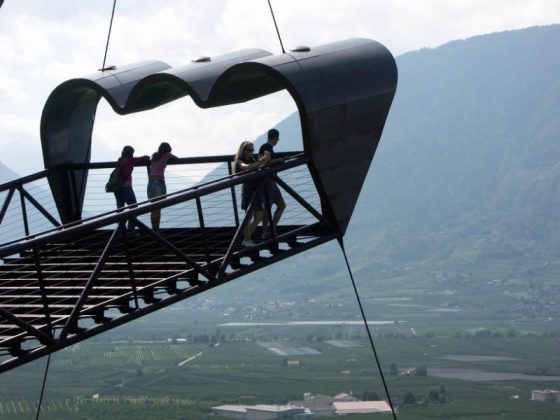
[1,0,560,175]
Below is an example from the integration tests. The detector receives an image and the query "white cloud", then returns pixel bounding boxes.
[1,0,559,175]
[0,115,42,174]
[92,90,297,161]
[0,14,54,64]
[0,115,38,139]
[0,70,28,103]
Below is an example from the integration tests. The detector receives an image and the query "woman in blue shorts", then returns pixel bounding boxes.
[147,142,177,230]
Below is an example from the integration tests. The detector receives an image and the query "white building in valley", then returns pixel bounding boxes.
[211,404,307,419]
[532,389,560,402]
[333,400,393,415]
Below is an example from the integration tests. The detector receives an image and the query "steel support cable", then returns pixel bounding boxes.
[101,0,117,71]
[34,249,55,420]
[35,353,51,420]
[338,238,398,419]
[267,0,285,53]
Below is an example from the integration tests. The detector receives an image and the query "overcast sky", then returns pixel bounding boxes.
[1,0,559,174]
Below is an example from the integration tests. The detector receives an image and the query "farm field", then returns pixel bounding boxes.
[0,324,559,419]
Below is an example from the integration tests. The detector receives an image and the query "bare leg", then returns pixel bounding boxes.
[244,210,263,242]
[262,209,270,239]
[271,197,285,236]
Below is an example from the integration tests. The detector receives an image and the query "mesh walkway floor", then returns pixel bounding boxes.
[0,223,334,372]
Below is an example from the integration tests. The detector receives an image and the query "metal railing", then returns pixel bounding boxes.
[0,152,319,251]
[0,152,323,256]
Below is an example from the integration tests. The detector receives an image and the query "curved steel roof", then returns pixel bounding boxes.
[41,38,397,235]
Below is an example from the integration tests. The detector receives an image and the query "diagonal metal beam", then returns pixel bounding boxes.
[272,174,336,232]
[19,186,60,227]
[0,186,15,225]
[227,161,240,226]
[18,187,30,237]
[122,234,140,309]
[32,248,53,331]
[60,224,123,340]
[0,307,54,345]
[195,196,211,265]
[132,219,215,282]
[217,178,266,280]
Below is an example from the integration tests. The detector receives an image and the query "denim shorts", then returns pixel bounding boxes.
[241,183,263,211]
[147,180,167,199]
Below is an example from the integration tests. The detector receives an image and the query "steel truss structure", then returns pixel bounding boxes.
[0,37,398,374]
[0,154,338,373]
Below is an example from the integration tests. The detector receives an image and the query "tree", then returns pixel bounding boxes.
[414,366,427,376]
[362,391,379,401]
[427,388,440,403]
[402,392,416,405]
[427,385,449,403]
[439,385,449,402]
[389,363,398,375]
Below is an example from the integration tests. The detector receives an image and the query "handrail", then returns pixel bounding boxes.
[0,150,304,246]
[0,151,303,193]
[0,169,52,192]
[62,151,302,170]
[0,154,308,258]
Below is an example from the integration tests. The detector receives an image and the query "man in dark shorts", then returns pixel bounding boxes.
[259,128,286,239]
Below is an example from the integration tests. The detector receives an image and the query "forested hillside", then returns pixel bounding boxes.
[246,24,560,314]
[2,25,559,316]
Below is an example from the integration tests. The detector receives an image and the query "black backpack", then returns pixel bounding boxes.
[105,167,123,193]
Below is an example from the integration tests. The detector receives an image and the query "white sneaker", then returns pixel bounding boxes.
[242,240,256,247]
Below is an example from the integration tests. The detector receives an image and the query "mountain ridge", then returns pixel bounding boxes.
[2,25,559,319]
[210,23,560,317]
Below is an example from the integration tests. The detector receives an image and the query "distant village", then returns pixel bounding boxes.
[210,388,559,419]
[184,293,355,321]
[177,269,560,321]
[211,391,393,418]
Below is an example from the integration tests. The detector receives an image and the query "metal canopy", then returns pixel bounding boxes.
[41,38,397,235]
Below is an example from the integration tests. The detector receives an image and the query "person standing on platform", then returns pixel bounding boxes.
[258,128,286,239]
[115,145,150,235]
[147,142,177,231]
[233,140,270,247]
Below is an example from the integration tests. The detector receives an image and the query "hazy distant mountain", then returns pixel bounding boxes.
[0,161,19,184]
[352,24,560,262]
[211,24,560,313]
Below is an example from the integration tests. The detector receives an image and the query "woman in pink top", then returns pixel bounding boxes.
[147,142,177,230]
